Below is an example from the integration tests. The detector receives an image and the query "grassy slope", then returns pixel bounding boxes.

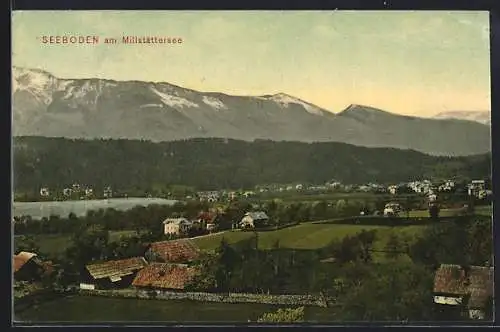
[193,223,426,251]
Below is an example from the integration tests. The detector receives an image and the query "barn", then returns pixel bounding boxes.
[80,257,148,290]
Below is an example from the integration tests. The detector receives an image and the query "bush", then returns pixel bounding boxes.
[257,306,305,323]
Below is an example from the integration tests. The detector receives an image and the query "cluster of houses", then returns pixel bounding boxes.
[162,210,271,236]
[195,178,491,202]
[13,244,493,320]
[79,239,201,292]
[12,239,202,293]
[39,184,113,199]
[195,190,256,203]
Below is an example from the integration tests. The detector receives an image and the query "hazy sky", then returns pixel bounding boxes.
[12,10,491,116]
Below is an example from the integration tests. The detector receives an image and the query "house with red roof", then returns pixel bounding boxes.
[433,264,493,320]
[13,251,45,281]
[145,239,201,264]
[132,263,197,291]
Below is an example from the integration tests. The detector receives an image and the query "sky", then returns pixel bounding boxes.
[12,10,491,117]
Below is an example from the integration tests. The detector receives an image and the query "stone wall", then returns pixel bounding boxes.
[79,288,329,307]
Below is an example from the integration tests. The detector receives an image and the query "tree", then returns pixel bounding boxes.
[384,232,402,260]
[257,307,305,323]
[335,261,438,321]
[214,238,240,292]
[14,235,40,254]
[357,230,377,263]
[332,235,362,264]
[429,204,440,220]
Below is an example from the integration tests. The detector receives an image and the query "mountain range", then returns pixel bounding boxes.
[12,67,491,156]
[432,111,491,125]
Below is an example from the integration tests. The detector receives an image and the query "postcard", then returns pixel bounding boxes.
[11,10,493,325]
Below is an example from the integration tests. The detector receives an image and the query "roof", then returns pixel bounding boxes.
[433,264,493,308]
[162,218,191,225]
[85,257,148,280]
[197,211,217,222]
[244,211,269,220]
[13,252,38,273]
[132,263,197,290]
[148,239,201,263]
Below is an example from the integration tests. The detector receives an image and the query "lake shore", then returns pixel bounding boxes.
[12,197,179,219]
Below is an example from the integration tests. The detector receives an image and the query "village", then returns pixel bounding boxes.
[13,174,493,321]
[33,178,491,203]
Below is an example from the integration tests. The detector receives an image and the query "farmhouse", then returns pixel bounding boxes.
[383,203,402,217]
[39,187,50,197]
[163,217,193,236]
[80,257,148,290]
[104,186,113,198]
[239,211,270,229]
[388,185,398,195]
[433,264,493,320]
[197,191,220,202]
[468,180,486,199]
[13,251,45,281]
[145,239,201,264]
[194,211,218,231]
[132,263,197,291]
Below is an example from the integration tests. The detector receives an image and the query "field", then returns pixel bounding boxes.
[193,223,427,252]
[15,295,334,323]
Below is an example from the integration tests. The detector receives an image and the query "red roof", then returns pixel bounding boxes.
[434,264,493,308]
[13,251,38,273]
[197,211,217,223]
[149,239,200,263]
[132,263,197,290]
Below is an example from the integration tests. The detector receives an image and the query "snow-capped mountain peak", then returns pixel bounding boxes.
[433,111,491,125]
[263,92,325,116]
[12,67,67,105]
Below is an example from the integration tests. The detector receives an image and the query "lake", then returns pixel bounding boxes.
[12,198,178,219]
[14,296,335,323]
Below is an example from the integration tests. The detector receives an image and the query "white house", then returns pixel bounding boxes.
[383,203,402,216]
[239,211,269,229]
[39,187,50,197]
[63,188,72,197]
[163,218,193,236]
[468,180,486,196]
[388,185,398,195]
[85,188,94,197]
[104,187,113,198]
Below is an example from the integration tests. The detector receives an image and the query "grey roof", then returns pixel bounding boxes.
[244,211,269,220]
[86,257,148,281]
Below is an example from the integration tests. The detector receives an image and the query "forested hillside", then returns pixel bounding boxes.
[13,136,491,193]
